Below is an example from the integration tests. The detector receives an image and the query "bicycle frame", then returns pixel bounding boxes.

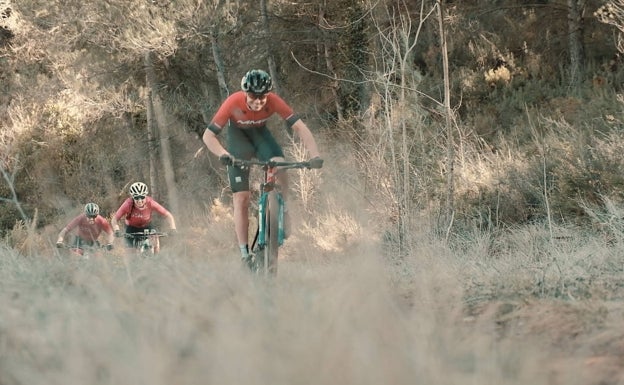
[232,159,312,276]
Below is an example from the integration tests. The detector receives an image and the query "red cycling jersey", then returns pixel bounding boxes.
[62,214,113,242]
[113,197,171,228]
[209,91,296,134]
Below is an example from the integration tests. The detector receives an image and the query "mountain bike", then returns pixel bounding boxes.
[231,158,314,276]
[123,229,168,256]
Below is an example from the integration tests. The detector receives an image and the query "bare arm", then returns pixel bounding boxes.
[202,129,229,158]
[110,216,121,232]
[56,228,68,243]
[291,119,320,158]
[105,230,114,244]
[165,212,177,231]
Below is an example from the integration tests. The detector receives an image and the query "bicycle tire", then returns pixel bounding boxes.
[263,190,280,275]
[139,240,153,256]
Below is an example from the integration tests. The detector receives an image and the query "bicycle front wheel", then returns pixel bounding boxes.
[263,191,280,275]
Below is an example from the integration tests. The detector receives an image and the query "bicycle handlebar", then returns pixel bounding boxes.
[124,231,169,237]
[231,158,312,170]
[56,243,111,250]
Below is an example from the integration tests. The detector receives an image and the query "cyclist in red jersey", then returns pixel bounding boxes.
[56,202,114,253]
[201,69,323,263]
[110,181,177,253]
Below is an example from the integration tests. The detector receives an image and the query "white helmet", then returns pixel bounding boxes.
[129,182,148,198]
[84,202,100,217]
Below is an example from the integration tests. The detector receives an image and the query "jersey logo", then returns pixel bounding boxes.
[236,119,267,125]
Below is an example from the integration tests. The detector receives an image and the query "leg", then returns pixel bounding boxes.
[153,235,160,253]
[226,125,256,260]
[227,167,252,260]
[232,191,251,247]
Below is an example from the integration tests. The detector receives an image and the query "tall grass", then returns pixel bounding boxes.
[2,173,624,385]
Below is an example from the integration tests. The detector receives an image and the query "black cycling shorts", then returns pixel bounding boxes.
[226,125,284,192]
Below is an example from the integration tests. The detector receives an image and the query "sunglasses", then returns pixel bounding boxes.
[133,195,146,200]
[247,93,267,101]
[87,215,97,219]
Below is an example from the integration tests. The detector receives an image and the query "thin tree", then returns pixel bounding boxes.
[567,0,586,87]
[319,0,344,121]
[210,29,230,100]
[0,158,29,223]
[145,50,179,215]
[144,51,161,201]
[260,0,280,95]
[367,0,437,252]
[436,0,455,239]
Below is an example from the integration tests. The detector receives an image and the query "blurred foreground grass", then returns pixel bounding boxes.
[1,220,623,385]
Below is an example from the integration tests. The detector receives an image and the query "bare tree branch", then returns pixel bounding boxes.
[0,158,29,223]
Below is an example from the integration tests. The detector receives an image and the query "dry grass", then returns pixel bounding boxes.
[3,2,624,383]
[2,165,624,385]
[1,129,623,385]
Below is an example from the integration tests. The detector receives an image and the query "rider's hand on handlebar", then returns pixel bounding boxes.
[56,242,63,248]
[114,230,121,238]
[309,156,324,169]
[219,154,234,166]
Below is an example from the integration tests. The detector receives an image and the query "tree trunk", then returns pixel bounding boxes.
[260,0,280,95]
[210,28,230,100]
[437,0,455,238]
[144,55,159,200]
[320,2,343,121]
[340,0,367,116]
[145,50,179,216]
[568,0,586,87]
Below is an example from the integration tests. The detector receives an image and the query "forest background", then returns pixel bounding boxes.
[3,0,624,384]
[3,0,624,240]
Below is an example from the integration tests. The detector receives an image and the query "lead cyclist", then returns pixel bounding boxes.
[201,69,323,264]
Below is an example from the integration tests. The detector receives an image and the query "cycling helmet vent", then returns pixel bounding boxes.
[241,69,273,94]
[84,203,100,217]
[129,182,148,198]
